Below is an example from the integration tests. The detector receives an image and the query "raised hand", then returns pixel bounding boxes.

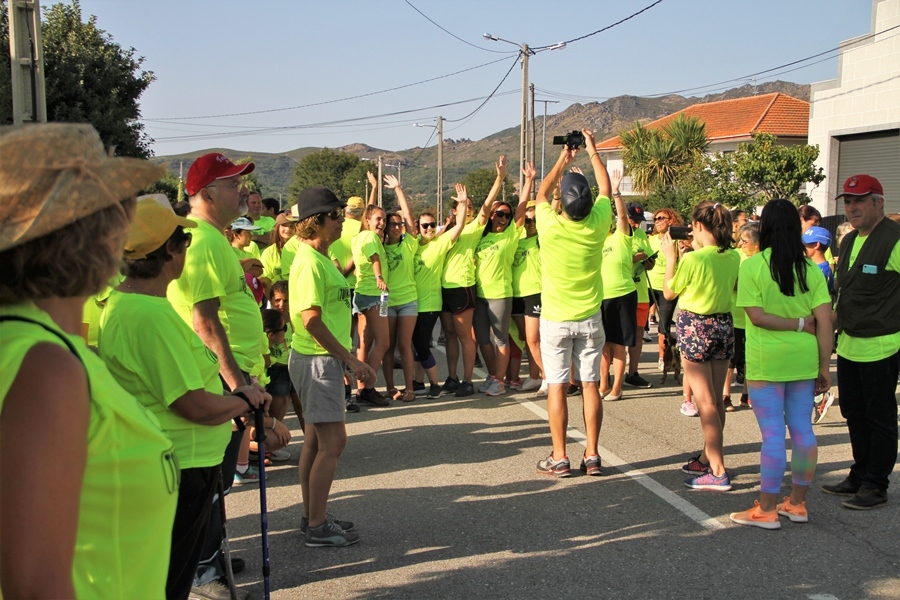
[383,174,400,190]
[610,169,623,195]
[451,183,469,204]
[366,171,378,187]
[522,162,536,180]
[496,155,508,179]
[582,128,597,151]
[570,166,584,176]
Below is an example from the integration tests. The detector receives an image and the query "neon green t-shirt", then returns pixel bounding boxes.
[536,197,612,322]
[384,234,418,306]
[415,232,455,312]
[0,302,177,599]
[837,235,900,362]
[352,229,387,297]
[329,218,361,288]
[81,276,121,348]
[260,243,286,282]
[269,336,290,366]
[601,227,636,300]
[738,249,833,381]
[100,291,231,469]
[631,227,652,303]
[731,250,750,329]
[167,218,264,373]
[289,242,353,355]
[232,245,254,261]
[668,245,740,315]
[647,234,670,292]
[280,235,301,279]
[442,218,483,289]
[512,231,541,298]
[475,224,519,299]
[253,215,276,235]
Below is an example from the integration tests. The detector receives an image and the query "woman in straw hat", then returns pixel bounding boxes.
[0,123,176,598]
[98,195,269,599]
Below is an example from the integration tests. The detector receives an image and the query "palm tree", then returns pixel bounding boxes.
[620,114,707,195]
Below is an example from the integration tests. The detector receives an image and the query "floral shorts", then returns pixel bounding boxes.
[675,309,734,363]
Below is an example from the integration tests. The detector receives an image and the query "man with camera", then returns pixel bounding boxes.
[534,129,612,477]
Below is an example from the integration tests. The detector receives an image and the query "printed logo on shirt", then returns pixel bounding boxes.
[205,347,219,365]
[513,247,527,268]
[338,286,352,309]
[413,254,425,275]
[387,250,403,273]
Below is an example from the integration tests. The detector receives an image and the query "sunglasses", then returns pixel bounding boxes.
[325,208,344,220]
[524,217,534,226]
[266,325,288,334]
[389,220,405,228]
[420,222,437,229]
[493,211,512,219]
[654,216,668,222]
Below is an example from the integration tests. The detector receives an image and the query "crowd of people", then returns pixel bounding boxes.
[1,122,897,599]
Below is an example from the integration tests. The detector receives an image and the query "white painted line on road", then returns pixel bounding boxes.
[808,595,840,600]
[436,346,725,530]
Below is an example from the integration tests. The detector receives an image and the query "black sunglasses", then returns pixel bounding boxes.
[524,217,534,226]
[389,220,405,227]
[266,325,288,334]
[654,216,667,222]
[420,222,436,229]
[325,208,344,220]
[493,211,512,219]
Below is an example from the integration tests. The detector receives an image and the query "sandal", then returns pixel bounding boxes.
[388,387,402,401]
[400,389,416,402]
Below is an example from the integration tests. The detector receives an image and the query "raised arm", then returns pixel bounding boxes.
[610,169,629,233]
[366,171,378,206]
[442,198,469,243]
[515,162,536,228]
[536,146,577,206]
[584,129,611,200]
[478,155,508,225]
[384,174,417,237]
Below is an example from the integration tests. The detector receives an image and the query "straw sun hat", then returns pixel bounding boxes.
[0,123,165,252]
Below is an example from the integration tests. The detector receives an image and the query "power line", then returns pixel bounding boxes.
[404,0,517,55]
[531,0,666,51]
[143,56,512,122]
[445,57,519,123]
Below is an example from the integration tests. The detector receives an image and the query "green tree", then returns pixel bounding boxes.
[620,114,708,196]
[730,132,825,205]
[235,156,261,193]
[461,168,515,209]
[140,171,181,203]
[287,148,364,203]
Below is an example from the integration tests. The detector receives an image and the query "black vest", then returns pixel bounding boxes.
[835,216,900,337]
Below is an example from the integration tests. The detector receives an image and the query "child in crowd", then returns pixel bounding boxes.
[802,226,835,295]
[269,281,307,421]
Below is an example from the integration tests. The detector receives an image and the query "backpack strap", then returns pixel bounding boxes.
[0,315,91,395]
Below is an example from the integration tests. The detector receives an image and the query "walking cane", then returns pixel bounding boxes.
[254,409,272,600]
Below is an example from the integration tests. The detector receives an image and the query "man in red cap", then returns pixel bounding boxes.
[167,153,260,597]
[823,174,900,510]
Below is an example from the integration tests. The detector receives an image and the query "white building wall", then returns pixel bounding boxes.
[808,0,900,215]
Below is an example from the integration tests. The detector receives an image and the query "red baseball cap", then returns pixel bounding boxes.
[836,174,883,199]
[185,153,255,196]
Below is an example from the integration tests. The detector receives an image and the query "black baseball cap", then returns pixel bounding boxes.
[560,172,593,221]
[292,186,346,221]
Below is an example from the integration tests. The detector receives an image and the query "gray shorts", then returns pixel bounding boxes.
[288,352,346,423]
[388,299,418,318]
[539,308,605,384]
[473,296,512,348]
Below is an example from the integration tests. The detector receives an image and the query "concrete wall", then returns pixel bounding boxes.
[808,0,900,215]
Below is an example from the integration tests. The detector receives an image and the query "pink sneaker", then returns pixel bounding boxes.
[680,399,699,417]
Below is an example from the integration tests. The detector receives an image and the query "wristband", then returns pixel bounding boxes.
[797,317,805,333]
[376,274,383,279]
[233,391,253,409]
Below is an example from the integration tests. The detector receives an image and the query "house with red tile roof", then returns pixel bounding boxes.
[595,92,810,195]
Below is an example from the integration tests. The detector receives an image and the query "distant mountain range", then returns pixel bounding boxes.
[153,80,810,203]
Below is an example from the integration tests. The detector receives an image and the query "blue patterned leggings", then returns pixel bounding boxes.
[749,379,818,494]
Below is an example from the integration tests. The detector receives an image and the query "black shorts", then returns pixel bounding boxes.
[522,293,541,318]
[601,290,638,347]
[442,285,476,314]
[266,363,293,396]
[511,296,525,317]
[730,327,746,372]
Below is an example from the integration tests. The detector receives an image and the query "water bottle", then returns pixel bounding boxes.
[379,291,389,317]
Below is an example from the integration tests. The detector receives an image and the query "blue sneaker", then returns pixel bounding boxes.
[684,471,731,491]
[234,466,260,485]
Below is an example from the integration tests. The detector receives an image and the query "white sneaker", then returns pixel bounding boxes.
[643,331,653,342]
[268,448,291,462]
[680,399,699,417]
[537,380,548,396]
[658,359,665,372]
[520,377,541,392]
[479,377,494,393]
[485,379,506,396]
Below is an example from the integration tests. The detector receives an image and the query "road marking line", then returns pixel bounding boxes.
[434,346,724,530]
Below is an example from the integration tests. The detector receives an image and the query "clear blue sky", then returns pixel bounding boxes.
[78,0,874,156]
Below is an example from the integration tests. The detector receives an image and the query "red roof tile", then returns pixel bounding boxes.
[596,93,809,151]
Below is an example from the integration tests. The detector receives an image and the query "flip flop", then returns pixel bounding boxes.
[400,389,416,402]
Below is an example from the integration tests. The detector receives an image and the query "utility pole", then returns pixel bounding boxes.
[519,44,530,197]
[8,0,47,124]
[437,116,444,220]
[535,99,560,180]
[377,155,383,207]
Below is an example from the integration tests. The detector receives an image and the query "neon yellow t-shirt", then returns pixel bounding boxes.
[737,249,833,381]
[290,242,353,355]
[329,218,361,288]
[281,235,301,279]
[631,227,652,303]
[81,277,121,348]
[601,227,636,300]
[100,291,231,469]
[536,197,612,322]
[253,215,276,235]
[647,234,670,292]
[352,229,387,297]
[732,250,750,329]
[415,232,454,312]
[512,231,541,298]
[167,218,264,373]
[668,246,740,315]
[232,245,254,261]
[442,218,483,289]
[475,224,519,299]
[837,235,900,362]
[385,234,418,306]
[0,302,177,599]
[260,243,286,282]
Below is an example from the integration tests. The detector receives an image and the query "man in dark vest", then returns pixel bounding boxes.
[822,175,900,510]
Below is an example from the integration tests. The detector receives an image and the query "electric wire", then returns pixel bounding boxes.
[404,0,517,55]
[531,0,666,51]
[444,57,519,123]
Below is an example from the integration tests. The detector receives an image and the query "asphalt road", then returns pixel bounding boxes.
[223,350,899,600]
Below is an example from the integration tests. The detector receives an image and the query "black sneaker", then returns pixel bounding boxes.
[346,396,360,413]
[426,384,442,399]
[821,478,860,496]
[624,373,652,388]
[455,380,475,397]
[304,515,360,547]
[474,354,484,368]
[537,454,571,477]
[441,376,460,394]
[358,387,389,407]
[842,487,888,510]
[580,455,602,476]
[567,384,581,396]
[300,513,356,536]
[230,557,245,575]
[413,381,427,396]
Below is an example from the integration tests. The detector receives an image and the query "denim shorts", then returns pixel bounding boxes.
[388,299,418,318]
[353,293,380,314]
[676,309,734,363]
[266,364,293,397]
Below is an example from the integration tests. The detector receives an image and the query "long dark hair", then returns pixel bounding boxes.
[759,198,809,296]
[482,201,512,237]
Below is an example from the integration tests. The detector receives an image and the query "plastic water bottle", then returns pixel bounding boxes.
[379,291,389,317]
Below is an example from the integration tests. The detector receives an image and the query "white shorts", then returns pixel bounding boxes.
[539,308,606,384]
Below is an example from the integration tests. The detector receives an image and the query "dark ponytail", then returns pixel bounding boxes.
[691,201,733,252]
